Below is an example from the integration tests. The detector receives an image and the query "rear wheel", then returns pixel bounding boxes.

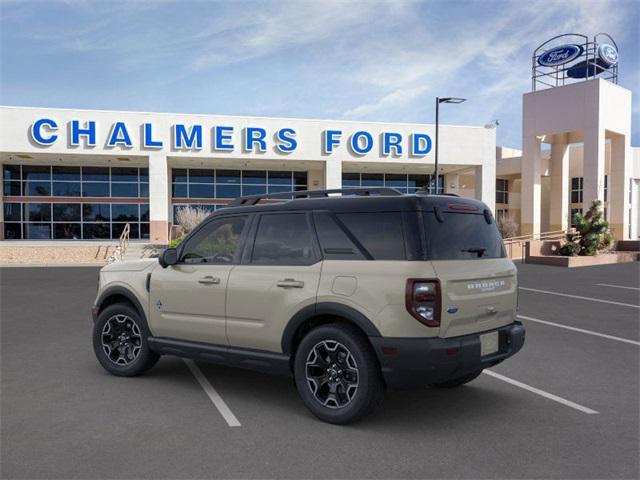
[92,303,159,377]
[294,324,384,424]
[429,369,483,388]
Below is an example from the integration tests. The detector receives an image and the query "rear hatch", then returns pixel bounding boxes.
[423,206,517,338]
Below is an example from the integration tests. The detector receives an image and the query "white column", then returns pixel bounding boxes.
[582,126,606,211]
[324,159,342,190]
[521,135,543,236]
[549,134,570,232]
[609,134,631,240]
[148,153,170,243]
[474,163,495,213]
[307,169,324,190]
[445,173,459,195]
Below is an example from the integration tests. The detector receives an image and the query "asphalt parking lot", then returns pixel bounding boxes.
[1,262,638,479]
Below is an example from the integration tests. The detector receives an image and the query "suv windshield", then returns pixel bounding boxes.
[423,211,505,260]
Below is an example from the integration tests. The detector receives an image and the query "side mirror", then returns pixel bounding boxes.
[158,248,178,268]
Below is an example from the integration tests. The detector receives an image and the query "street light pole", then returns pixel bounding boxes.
[433,96,466,194]
[435,97,440,193]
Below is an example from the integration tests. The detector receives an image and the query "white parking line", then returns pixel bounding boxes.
[517,314,640,346]
[596,283,640,291]
[482,370,599,415]
[184,359,241,427]
[519,287,640,309]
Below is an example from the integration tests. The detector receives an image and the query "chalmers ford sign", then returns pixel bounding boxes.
[29,118,434,157]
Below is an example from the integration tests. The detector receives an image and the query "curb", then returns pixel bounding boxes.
[0,263,106,268]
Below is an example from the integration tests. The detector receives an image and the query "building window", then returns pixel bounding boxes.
[171,168,307,200]
[3,164,149,199]
[170,168,307,223]
[342,173,444,194]
[2,164,149,240]
[570,177,583,203]
[496,208,509,220]
[604,175,608,203]
[496,179,508,204]
[3,201,149,240]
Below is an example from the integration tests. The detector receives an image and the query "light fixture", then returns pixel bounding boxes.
[438,97,466,104]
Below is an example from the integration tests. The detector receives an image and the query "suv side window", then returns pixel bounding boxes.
[180,215,248,264]
[336,212,406,260]
[251,213,318,265]
[313,211,366,260]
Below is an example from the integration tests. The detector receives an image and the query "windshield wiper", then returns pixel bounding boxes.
[461,247,487,258]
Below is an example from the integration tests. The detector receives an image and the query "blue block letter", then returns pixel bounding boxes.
[71,120,96,146]
[383,132,403,156]
[323,130,342,154]
[411,133,432,156]
[174,124,203,150]
[214,126,234,151]
[350,131,373,155]
[244,127,267,152]
[107,122,133,148]
[275,128,297,153]
[143,123,163,148]
[30,118,58,145]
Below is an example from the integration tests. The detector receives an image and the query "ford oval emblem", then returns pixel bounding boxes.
[538,44,583,67]
[598,43,618,66]
[447,306,459,314]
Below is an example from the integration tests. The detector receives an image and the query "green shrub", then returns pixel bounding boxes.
[560,199,613,256]
[169,236,184,249]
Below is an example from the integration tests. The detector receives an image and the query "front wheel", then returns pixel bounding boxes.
[92,303,159,377]
[294,324,384,424]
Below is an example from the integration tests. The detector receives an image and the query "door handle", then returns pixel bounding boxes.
[277,278,305,288]
[198,276,221,285]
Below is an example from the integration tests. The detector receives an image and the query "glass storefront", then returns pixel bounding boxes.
[171,168,308,221]
[342,172,444,194]
[2,164,149,239]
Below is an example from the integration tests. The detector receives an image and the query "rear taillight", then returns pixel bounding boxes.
[405,279,441,327]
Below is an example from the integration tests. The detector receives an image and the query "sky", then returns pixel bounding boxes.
[1,0,638,148]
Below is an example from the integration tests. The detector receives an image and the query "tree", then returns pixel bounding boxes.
[170,206,211,247]
[175,206,210,234]
[497,215,519,239]
[560,199,613,256]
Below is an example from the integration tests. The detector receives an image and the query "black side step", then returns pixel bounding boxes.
[148,337,292,377]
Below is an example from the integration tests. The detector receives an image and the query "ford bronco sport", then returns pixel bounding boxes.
[92,188,525,424]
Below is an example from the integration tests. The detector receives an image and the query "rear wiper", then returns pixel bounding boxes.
[461,247,487,258]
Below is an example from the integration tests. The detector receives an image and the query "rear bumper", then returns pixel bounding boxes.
[370,321,525,389]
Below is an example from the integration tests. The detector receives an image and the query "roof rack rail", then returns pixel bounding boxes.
[227,187,403,207]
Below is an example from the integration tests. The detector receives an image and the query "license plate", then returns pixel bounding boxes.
[480,331,499,357]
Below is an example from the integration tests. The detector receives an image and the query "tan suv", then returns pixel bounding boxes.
[92,188,525,424]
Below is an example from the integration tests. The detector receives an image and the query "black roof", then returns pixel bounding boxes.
[215,189,490,216]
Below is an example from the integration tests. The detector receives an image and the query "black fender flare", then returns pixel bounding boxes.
[281,302,381,354]
[93,286,147,324]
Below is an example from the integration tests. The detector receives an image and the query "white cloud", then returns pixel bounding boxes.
[339,0,630,121]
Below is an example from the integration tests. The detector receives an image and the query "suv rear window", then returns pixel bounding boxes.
[423,212,505,260]
[336,212,405,260]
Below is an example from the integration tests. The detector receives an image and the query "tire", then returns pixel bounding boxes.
[93,302,159,377]
[294,323,384,425]
[428,369,483,388]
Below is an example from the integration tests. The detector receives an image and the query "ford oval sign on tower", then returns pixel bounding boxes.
[598,43,618,66]
[537,44,583,67]
[532,33,620,91]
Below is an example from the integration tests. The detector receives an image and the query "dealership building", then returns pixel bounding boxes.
[0,34,638,245]
[0,107,496,243]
